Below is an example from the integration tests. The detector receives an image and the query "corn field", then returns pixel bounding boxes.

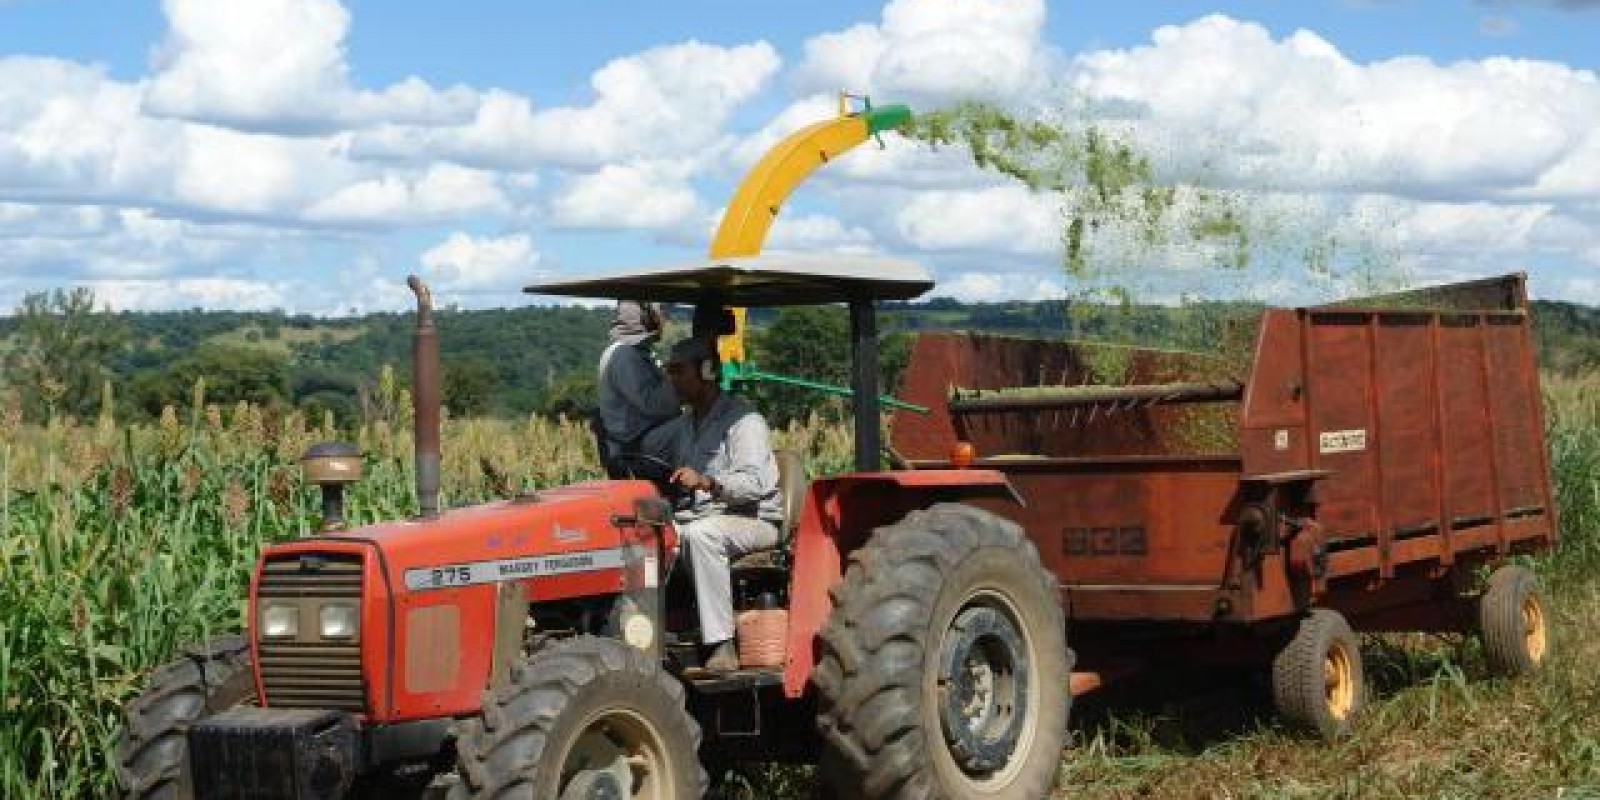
[0,374,855,799]
[0,374,1596,798]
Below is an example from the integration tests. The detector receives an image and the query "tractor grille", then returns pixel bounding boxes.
[257,554,368,713]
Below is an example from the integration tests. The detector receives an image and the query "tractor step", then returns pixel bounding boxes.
[679,667,783,694]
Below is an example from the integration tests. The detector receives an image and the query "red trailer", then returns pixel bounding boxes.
[890,273,1557,737]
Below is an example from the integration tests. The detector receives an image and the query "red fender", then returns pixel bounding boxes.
[780,469,1021,698]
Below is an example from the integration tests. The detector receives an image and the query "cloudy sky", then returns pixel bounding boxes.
[0,0,1596,313]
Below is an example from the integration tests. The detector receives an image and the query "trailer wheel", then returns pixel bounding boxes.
[1271,609,1364,740]
[113,636,254,800]
[1478,565,1550,677]
[814,503,1071,800]
[450,635,707,800]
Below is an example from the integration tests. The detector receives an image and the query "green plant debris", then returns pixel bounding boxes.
[904,102,1413,367]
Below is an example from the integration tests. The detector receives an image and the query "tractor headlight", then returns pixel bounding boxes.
[261,604,300,639]
[319,603,359,639]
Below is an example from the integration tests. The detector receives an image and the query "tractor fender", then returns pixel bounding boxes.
[780,469,1020,698]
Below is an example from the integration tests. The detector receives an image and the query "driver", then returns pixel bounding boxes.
[596,300,680,468]
[661,337,782,673]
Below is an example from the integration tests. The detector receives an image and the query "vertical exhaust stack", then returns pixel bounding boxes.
[407,275,441,518]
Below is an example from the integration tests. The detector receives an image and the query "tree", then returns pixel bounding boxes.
[128,343,290,416]
[539,372,597,419]
[3,288,127,422]
[443,358,497,416]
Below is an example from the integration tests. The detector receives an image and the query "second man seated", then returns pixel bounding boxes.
[661,337,783,674]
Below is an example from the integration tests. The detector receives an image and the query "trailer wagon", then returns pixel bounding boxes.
[890,273,1558,736]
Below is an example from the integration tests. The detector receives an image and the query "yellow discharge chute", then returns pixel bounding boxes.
[708,98,911,366]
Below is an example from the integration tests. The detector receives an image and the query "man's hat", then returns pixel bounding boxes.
[665,336,718,367]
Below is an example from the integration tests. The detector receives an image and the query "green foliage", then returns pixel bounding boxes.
[443,358,497,416]
[127,343,290,417]
[539,372,598,419]
[2,288,127,422]
[745,306,911,427]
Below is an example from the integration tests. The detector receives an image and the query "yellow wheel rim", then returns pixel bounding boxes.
[1324,643,1355,720]
[1523,594,1548,664]
[563,709,674,800]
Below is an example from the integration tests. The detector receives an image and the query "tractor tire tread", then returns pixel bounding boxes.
[113,635,252,800]
[448,635,707,800]
[814,502,1071,800]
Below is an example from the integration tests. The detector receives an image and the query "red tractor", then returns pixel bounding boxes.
[114,254,1069,800]
[114,102,1557,800]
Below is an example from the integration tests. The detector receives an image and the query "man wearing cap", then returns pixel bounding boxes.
[596,301,680,469]
[662,337,782,673]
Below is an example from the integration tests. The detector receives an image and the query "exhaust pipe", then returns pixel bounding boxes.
[407,275,441,517]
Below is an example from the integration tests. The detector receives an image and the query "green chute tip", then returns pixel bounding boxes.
[861,104,912,135]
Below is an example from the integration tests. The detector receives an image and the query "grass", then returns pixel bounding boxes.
[0,374,1596,799]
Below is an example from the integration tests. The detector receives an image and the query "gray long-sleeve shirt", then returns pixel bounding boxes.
[597,341,680,451]
[670,392,782,522]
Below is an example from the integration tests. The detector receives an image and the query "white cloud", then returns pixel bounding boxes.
[419,232,540,292]
[1069,16,1600,201]
[793,0,1055,105]
[765,212,876,251]
[937,271,1065,303]
[87,277,291,311]
[1345,197,1554,254]
[351,41,780,170]
[304,164,509,225]
[0,204,255,279]
[145,0,476,133]
[548,160,702,230]
[893,186,1059,254]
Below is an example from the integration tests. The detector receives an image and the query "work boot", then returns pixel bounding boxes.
[704,640,740,674]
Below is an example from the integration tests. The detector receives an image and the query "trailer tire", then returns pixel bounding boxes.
[1479,565,1550,677]
[450,635,707,800]
[1271,609,1364,740]
[113,635,254,800]
[814,503,1071,800]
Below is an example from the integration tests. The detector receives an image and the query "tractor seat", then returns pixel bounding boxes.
[731,449,805,570]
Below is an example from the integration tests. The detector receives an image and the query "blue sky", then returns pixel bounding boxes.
[0,0,1596,313]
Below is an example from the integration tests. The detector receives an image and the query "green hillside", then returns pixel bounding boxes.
[2,295,1597,426]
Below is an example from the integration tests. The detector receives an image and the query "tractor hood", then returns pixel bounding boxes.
[251,479,668,723]
[330,480,663,589]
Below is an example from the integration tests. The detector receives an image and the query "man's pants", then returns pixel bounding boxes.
[679,514,780,644]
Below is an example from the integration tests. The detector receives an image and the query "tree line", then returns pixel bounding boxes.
[4,289,1599,430]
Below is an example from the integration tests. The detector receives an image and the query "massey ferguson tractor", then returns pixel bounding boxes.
[114,102,1558,800]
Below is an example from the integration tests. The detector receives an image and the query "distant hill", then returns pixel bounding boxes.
[2,296,1596,423]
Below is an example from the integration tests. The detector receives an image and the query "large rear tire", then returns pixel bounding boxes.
[113,636,254,800]
[814,503,1071,800]
[1478,565,1550,677]
[450,636,708,800]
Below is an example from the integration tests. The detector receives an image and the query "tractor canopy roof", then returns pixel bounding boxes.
[524,253,934,306]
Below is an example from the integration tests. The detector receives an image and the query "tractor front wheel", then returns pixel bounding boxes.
[814,503,1071,800]
[449,636,708,800]
[114,636,255,800]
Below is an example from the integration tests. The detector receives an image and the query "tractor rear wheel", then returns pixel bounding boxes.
[1478,565,1550,677]
[114,636,254,800]
[1271,608,1365,740]
[450,636,707,800]
[814,503,1071,800]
